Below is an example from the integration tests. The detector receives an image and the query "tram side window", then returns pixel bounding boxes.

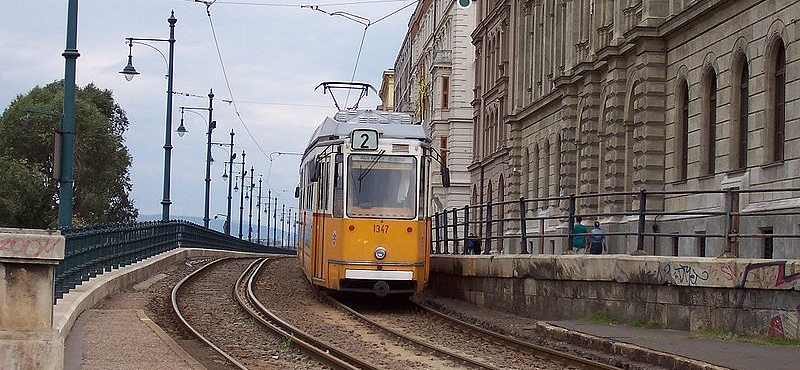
[333,154,343,218]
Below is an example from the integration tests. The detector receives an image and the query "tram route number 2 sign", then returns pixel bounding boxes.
[351,129,378,150]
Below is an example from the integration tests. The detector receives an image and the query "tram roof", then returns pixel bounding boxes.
[306,110,430,151]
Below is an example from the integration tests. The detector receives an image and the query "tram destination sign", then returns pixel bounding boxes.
[351,129,378,150]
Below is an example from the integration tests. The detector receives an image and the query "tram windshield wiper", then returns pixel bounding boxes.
[356,149,386,183]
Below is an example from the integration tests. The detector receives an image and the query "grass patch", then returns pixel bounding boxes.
[632,319,665,329]
[692,330,800,347]
[584,313,619,325]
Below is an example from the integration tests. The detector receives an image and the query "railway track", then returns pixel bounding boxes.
[235,258,379,370]
[172,257,623,370]
[324,294,623,370]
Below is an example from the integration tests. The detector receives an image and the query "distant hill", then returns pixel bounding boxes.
[137,214,296,246]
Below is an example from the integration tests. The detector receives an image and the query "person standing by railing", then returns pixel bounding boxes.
[589,221,606,254]
[572,216,588,253]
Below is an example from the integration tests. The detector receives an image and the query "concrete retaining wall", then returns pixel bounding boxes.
[429,254,800,338]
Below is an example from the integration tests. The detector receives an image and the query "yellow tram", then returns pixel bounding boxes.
[296,87,448,296]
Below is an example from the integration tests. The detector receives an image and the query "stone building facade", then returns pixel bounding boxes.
[393,0,476,215]
[470,0,799,257]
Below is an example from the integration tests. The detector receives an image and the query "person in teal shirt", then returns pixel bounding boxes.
[572,216,587,253]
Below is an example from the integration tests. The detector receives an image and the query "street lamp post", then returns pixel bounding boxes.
[292,212,298,250]
[281,204,286,248]
[256,177,263,243]
[272,198,278,246]
[120,11,177,221]
[60,0,79,229]
[247,167,255,242]
[265,190,271,246]
[176,89,216,228]
[236,151,247,239]
[224,130,235,234]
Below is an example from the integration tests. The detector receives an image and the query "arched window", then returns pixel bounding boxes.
[703,68,717,175]
[768,40,787,162]
[543,140,551,202]
[676,79,689,180]
[733,58,749,170]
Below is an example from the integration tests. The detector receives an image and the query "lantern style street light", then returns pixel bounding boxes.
[216,130,236,235]
[176,89,216,228]
[120,11,177,221]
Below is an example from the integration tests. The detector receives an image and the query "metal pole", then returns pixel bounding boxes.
[636,189,647,253]
[248,167,254,242]
[161,11,177,220]
[293,212,298,250]
[59,0,79,229]
[443,209,449,253]
[462,205,469,255]
[257,177,262,243]
[226,130,235,235]
[567,194,576,254]
[520,197,529,254]
[238,151,246,239]
[266,190,271,245]
[453,208,456,254]
[273,198,277,245]
[281,205,286,247]
[203,89,214,228]
[484,200,492,254]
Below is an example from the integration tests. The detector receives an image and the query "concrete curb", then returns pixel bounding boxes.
[535,322,731,370]
[136,309,208,370]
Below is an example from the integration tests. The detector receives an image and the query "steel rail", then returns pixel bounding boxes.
[170,257,252,370]
[322,293,507,370]
[411,301,622,370]
[239,259,374,370]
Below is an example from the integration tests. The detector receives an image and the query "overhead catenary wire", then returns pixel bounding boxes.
[305,0,417,107]
[190,0,416,197]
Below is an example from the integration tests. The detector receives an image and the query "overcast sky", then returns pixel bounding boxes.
[1,0,415,222]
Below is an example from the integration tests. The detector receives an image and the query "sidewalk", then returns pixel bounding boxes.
[63,273,206,370]
[546,320,799,370]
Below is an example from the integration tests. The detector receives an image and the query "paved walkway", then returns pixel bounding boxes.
[549,320,799,370]
[63,274,206,370]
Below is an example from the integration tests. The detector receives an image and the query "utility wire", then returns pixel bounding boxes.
[305,0,416,107]
[197,2,291,196]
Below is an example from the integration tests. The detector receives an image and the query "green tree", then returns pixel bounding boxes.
[0,81,138,228]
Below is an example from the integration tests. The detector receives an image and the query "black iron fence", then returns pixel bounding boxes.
[432,187,800,257]
[55,220,293,299]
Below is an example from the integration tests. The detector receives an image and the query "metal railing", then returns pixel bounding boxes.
[432,187,800,256]
[55,220,293,299]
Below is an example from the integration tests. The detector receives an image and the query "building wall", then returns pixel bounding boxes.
[430,254,800,339]
[394,0,477,218]
[468,0,800,257]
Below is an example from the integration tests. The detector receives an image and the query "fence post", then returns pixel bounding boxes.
[519,197,529,254]
[451,208,460,254]
[484,200,493,254]
[722,189,738,258]
[443,209,449,254]
[635,188,647,254]
[462,205,470,255]
[567,194,576,253]
[434,212,441,254]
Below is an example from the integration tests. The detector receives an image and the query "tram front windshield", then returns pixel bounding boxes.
[347,154,417,219]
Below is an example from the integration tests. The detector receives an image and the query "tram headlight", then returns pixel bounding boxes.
[374,246,387,260]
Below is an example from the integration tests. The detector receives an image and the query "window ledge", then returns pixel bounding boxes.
[762,160,784,169]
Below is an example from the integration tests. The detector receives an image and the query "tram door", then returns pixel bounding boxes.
[312,160,329,281]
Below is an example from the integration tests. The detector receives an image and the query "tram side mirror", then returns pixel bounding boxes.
[294,186,300,198]
[441,167,451,188]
